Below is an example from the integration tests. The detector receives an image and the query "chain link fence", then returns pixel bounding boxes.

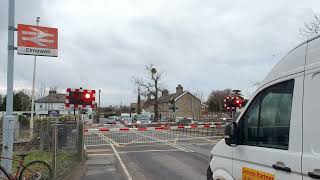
[0,116,85,179]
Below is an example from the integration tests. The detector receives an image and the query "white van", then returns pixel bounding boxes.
[207,35,320,180]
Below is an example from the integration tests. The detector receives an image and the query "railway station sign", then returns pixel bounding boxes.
[17,24,58,57]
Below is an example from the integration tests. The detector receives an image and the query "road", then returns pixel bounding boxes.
[83,122,222,180]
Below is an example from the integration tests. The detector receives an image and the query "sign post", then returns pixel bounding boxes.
[2,0,16,174]
[2,5,58,173]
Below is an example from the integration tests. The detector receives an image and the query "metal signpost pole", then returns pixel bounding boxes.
[98,89,101,123]
[30,17,40,138]
[2,0,16,173]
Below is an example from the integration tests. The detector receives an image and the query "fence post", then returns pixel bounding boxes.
[78,120,84,161]
[52,123,57,180]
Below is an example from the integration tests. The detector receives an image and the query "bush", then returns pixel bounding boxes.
[18,115,30,127]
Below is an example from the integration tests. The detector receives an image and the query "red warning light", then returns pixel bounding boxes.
[85,93,91,99]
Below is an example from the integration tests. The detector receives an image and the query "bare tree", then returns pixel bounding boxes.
[300,13,320,38]
[193,90,205,102]
[134,64,164,121]
[132,79,142,114]
[37,84,47,99]
[206,89,232,112]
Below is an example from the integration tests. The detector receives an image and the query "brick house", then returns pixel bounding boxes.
[130,100,145,113]
[143,85,201,120]
[201,103,209,117]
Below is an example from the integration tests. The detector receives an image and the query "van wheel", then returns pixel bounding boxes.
[207,166,213,180]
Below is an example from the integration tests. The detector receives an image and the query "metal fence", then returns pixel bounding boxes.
[85,126,224,147]
[0,118,84,179]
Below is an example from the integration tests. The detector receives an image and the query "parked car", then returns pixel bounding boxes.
[134,115,151,127]
[121,116,133,126]
[106,117,116,124]
[177,118,194,126]
[207,35,320,180]
[99,117,116,124]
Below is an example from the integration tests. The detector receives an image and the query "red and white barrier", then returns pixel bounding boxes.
[85,123,223,133]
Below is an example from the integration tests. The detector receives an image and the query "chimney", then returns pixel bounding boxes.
[49,90,57,95]
[162,89,169,96]
[176,84,183,94]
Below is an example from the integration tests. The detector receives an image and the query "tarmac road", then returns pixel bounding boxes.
[82,123,222,180]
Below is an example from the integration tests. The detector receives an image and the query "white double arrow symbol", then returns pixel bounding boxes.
[21,27,54,47]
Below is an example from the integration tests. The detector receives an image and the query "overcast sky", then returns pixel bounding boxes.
[0,0,319,106]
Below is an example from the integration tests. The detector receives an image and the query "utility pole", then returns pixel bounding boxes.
[2,0,16,174]
[30,16,40,137]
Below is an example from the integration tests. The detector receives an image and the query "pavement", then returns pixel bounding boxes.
[78,122,222,180]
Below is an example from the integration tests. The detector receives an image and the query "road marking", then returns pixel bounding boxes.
[98,132,120,147]
[99,133,133,180]
[173,134,179,145]
[86,149,111,153]
[118,144,168,148]
[85,144,111,147]
[164,141,195,152]
[131,131,195,152]
[88,149,182,156]
[110,141,133,180]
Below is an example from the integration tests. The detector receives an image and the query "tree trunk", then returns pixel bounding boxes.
[154,81,159,122]
[137,94,141,114]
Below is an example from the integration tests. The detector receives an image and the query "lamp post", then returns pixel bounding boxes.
[30,16,40,137]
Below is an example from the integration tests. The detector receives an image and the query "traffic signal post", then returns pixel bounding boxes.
[65,88,96,122]
[169,98,179,120]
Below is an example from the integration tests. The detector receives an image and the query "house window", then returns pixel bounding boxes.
[39,104,43,109]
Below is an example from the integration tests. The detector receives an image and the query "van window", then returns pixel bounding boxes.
[241,94,261,146]
[240,80,294,150]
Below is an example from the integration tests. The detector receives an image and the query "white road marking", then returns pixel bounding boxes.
[118,144,168,148]
[99,133,133,180]
[98,132,120,147]
[88,149,182,156]
[110,142,133,180]
[131,131,195,152]
[86,149,111,153]
[164,141,195,152]
[85,144,110,147]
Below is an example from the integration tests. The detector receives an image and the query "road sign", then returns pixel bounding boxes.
[17,24,58,57]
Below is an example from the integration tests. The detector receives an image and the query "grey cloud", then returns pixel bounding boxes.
[1,0,320,105]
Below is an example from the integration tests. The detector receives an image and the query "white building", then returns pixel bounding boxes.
[35,90,71,115]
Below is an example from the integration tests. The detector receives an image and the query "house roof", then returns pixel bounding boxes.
[143,91,186,108]
[35,93,66,103]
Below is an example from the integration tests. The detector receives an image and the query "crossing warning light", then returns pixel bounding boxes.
[65,88,96,108]
[84,93,91,99]
[224,96,243,110]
